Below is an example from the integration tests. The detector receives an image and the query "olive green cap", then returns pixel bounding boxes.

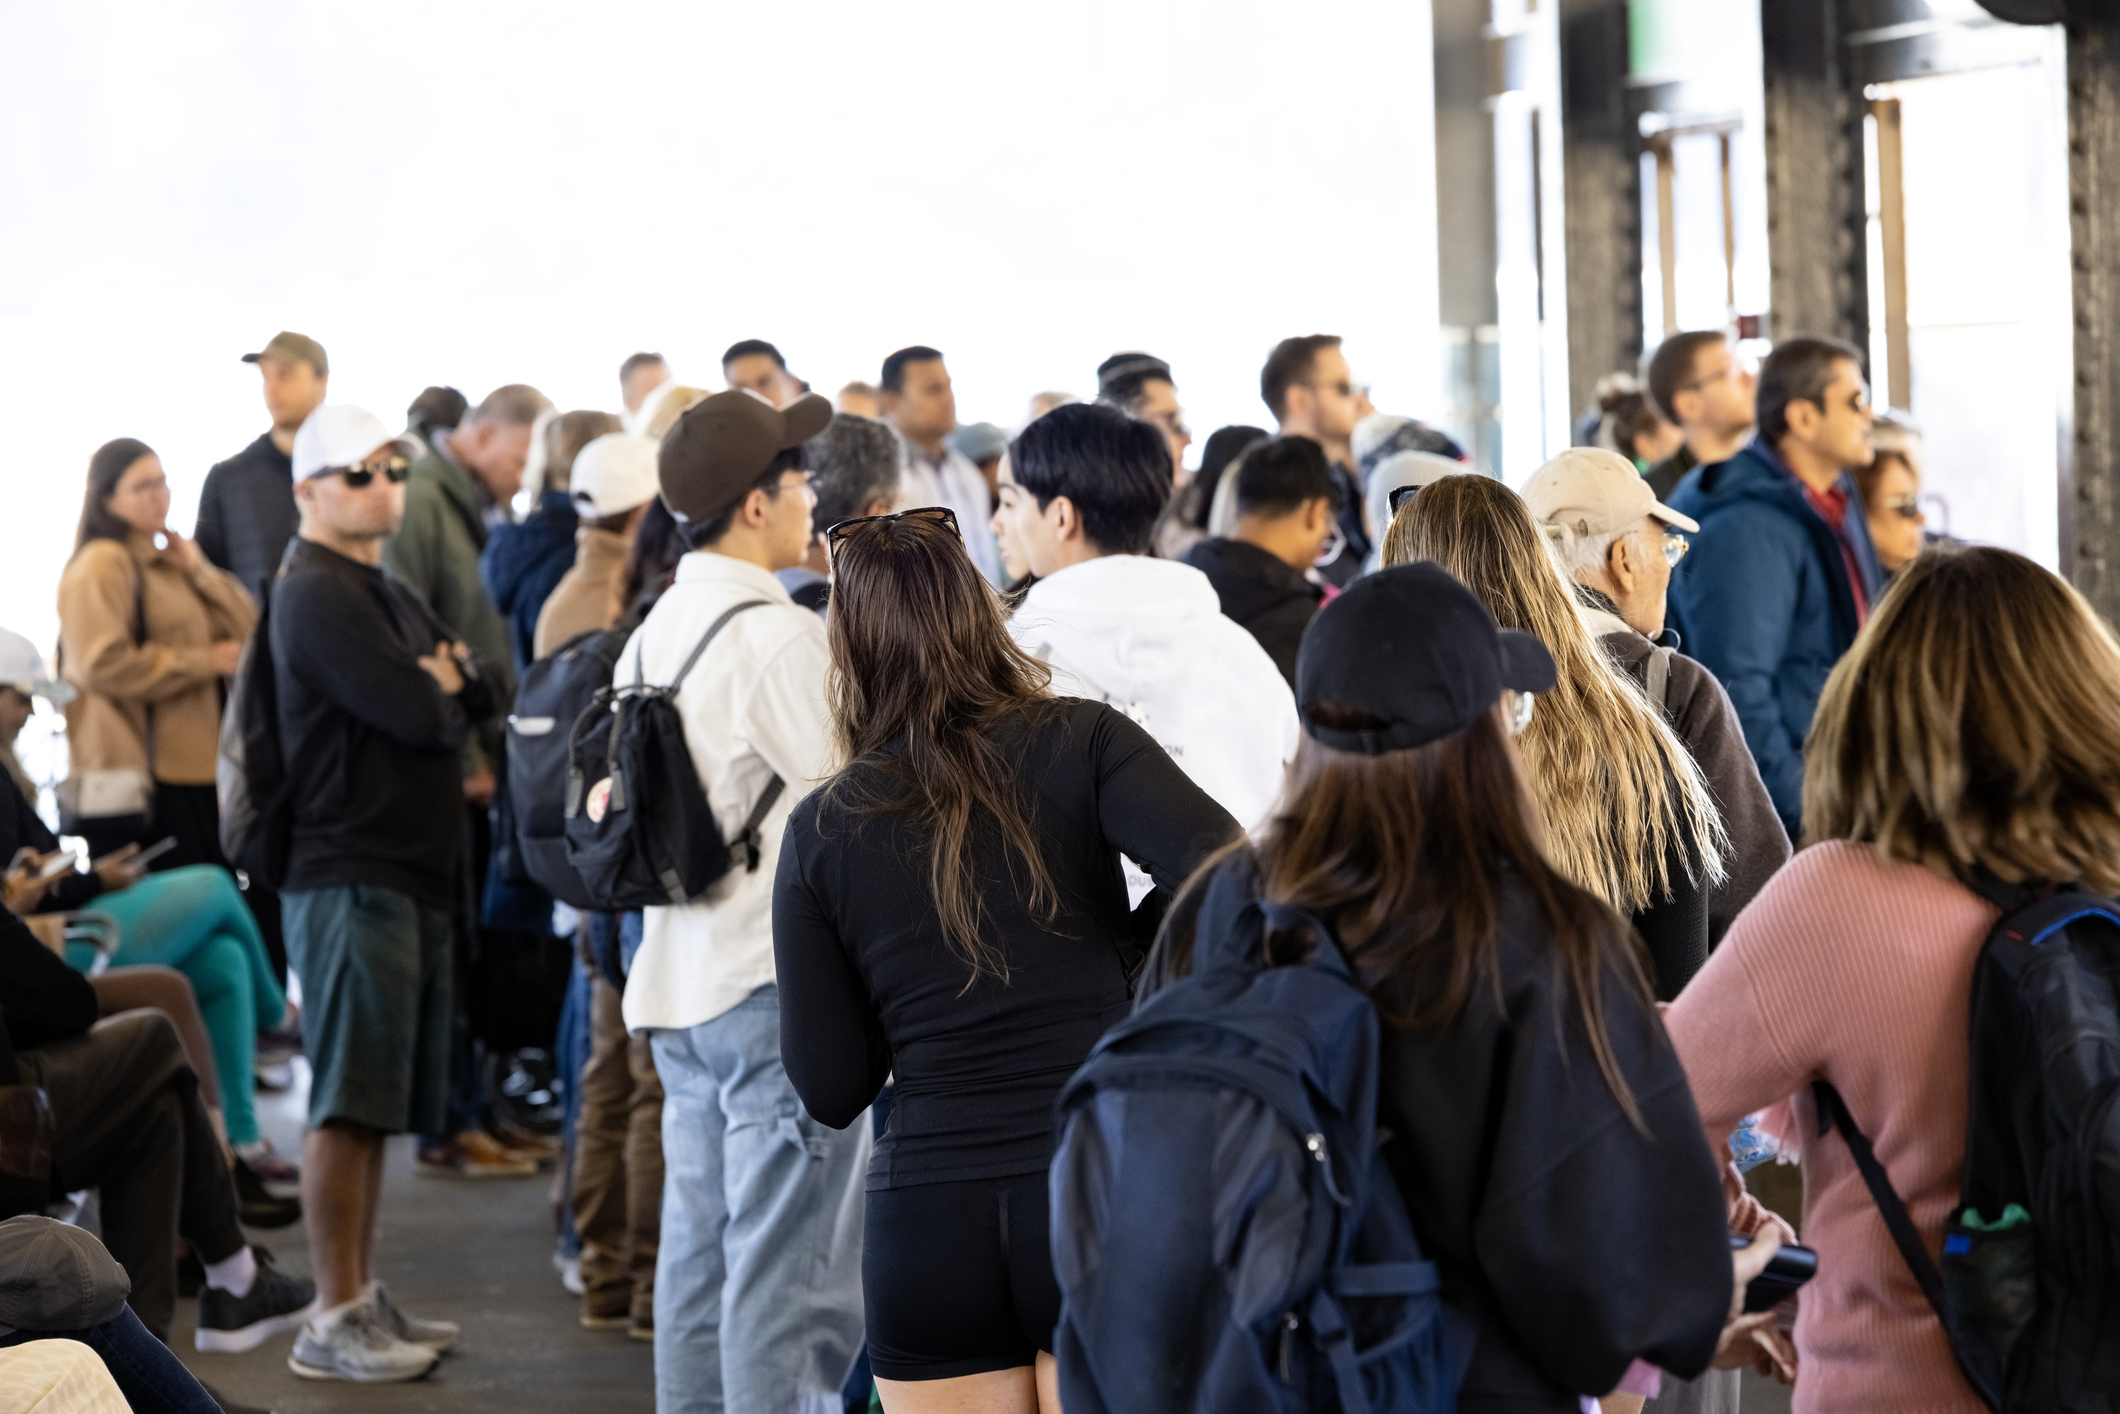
[242,331,327,376]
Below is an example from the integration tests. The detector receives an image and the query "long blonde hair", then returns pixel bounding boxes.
[1380,474,1726,912]
[1805,544,2120,892]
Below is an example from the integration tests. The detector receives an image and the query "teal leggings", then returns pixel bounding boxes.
[75,865,287,1147]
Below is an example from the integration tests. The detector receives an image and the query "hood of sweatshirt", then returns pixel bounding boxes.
[1010,555,1297,829]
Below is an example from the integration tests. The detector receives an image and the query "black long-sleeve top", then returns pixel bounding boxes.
[0,908,98,1059]
[272,539,495,909]
[774,698,1241,1190]
[1146,852,1732,1411]
[1,774,102,914]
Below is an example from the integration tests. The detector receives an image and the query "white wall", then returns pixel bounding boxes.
[0,0,1442,659]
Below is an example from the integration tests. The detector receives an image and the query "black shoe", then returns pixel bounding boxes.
[195,1248,315,1353]
[234,1156,301,1229]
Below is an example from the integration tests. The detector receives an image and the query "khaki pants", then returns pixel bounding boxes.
[571,973,664,1324]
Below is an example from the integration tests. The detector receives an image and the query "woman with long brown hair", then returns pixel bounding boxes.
[1666,545,2120,1411]
[773,507,1238,1414]
[1144,563,1782,1411]
[1380,473,1728,998]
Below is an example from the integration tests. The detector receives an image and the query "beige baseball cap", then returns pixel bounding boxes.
[242,331,328,376]
[1522,447,1698,545]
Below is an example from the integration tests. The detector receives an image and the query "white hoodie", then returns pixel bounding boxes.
[1009,555,1299,834]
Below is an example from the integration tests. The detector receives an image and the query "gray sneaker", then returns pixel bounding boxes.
[369,1280,459,1353]
[287,1299,438,1383]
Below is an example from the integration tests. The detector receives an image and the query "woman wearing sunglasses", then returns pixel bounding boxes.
[1853,413,1929,578]
[1381,474,1729,1001]
[774,506,1241,1414]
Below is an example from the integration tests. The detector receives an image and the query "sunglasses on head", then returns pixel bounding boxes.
[316,457,410,489]
[1387,482,1426,517]
[825,505,962,554]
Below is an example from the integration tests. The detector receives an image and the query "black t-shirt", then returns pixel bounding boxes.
[773,698,1240,1190]
[196,433,299,610]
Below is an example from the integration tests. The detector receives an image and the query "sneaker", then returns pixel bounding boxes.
[369,1280,459,1354]
[195,1248,316,1353]
[288,1299,437,1383]
[553,1245,584,1296]
[253,1058,295,1093]
[414,1131,537,1179]
[233,1156,302,1229]
[580,1287,629,1332]
[232,1139,301,1185]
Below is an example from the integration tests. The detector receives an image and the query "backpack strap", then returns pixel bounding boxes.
[633,598,774,688]
[1257,898,1357,983]
[1812,1081,1946,1311]
[1645,645,1673,715]
[729,773,785,874]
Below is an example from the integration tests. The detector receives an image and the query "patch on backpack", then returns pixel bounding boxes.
[585,777,614,823]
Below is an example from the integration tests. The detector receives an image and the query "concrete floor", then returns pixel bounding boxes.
[170,1066,654,1414]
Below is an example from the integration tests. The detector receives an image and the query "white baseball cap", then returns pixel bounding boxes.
[0,628,71,706]
[1521,447,1699,550]
[291,405,418,482]
[569,433,662,519]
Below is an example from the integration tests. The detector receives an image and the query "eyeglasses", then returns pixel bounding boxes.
[319,457,410,489]
[1881,493,1923,521]
[825,505,962,558]
[1660,531,1690,567]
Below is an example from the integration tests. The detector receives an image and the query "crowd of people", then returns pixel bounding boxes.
[0,314,2107,1414]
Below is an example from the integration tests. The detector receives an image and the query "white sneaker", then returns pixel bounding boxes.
[554,1245,585,1296]
[369,1280,459,1353]
[287,1299,437,1383]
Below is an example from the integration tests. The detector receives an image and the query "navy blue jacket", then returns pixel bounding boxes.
[1667,439,1881,840]
[479,490,579,676]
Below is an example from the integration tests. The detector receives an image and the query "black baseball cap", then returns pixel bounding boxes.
[1295,562,1556,754]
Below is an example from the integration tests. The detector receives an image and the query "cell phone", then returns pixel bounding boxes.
[34,850,79,881]
[1731,1234,1818,1312]
[130,837,179,869]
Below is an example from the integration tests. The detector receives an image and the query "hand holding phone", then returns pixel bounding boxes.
[34,850,79,882]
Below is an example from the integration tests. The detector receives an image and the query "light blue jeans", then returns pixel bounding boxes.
[650,984,868,1414]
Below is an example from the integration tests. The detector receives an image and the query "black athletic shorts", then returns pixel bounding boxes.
[862,1170,1062,1381]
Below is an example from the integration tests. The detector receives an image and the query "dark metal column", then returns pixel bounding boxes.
[2067,18,2120,615]
[1760,0,1870,345]
[1561,0,1642,414]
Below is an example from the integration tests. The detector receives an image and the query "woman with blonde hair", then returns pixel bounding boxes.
[1666,545,2120,1411]
[1380,474,1727,997]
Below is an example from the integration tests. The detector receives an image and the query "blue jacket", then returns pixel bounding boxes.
[1667,439,1881,839]
[479,490,580,676]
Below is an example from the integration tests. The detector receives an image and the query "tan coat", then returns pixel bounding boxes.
[56,535,257,785]
[533,526,630,659]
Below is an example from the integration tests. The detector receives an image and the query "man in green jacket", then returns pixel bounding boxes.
[384,383,549,803]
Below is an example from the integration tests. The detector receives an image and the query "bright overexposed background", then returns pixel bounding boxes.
[0,0,1443,662]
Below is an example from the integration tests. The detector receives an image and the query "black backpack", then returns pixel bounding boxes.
[216,589,297,889]
[1049,857,1473,1412]
[560,600,784,911]
[1815,878,2120,1411]
[508,624,635,909]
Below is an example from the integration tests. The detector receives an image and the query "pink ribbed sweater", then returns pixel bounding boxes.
[1665,841,1994,1414]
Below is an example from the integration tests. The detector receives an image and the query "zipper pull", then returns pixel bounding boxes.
[1306,1132,1350,1206]
[1280,1311,1298,1382]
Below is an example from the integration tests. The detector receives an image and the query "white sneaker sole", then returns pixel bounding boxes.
[194,1305,313,1353]
[287,1351,438,1383]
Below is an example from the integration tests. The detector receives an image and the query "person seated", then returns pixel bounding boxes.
[1181,436,1336,688]
[0,632,294,1204]
[0,1217,219,1414]
[0,906,311,1351]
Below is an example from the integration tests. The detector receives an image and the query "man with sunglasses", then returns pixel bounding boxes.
[1524,449,1790,944]
[271,405,498,1381]
[1666,336,1883,840]
[1259,335,1368,586]
[617,389,867,1414]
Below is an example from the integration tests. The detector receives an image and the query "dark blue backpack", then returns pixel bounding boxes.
[1049,857,1474,1413]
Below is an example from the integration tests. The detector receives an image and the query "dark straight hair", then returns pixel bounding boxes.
[76,438,157,549]
[821,512,1059,987]
[1006,402,1172,556]
[1756,335,1865,442]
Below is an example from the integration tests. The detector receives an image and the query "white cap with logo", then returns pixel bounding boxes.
[569,434,662,519]
[1521,447,1699,552]
[0,628,71,705]
[291,406,417,482]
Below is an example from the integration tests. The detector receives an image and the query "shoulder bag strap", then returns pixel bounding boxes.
[1646,645,1673,715]
[135,560,156,789]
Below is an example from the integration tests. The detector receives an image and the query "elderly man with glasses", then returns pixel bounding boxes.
[267,405,500,1382]
[1523,448,1790,946]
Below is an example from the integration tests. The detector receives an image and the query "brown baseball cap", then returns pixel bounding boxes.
[242,331,328,376]
[659,389,833,523]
